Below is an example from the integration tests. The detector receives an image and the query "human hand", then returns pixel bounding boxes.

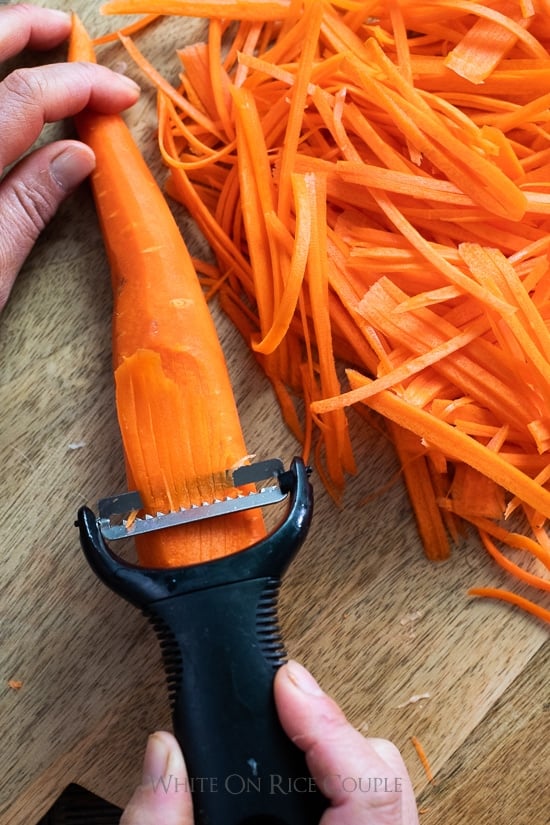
[274,660,420,825]
[121,660,419,825]
[0,4,140,312]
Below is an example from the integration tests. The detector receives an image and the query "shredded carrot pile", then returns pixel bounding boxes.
[99,0,550,621]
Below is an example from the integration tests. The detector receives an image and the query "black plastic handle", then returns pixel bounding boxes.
[146,577,327,825]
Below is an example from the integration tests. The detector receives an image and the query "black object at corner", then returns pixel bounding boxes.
[37,783,122,824]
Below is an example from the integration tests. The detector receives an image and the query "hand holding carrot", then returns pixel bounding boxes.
[0,3,140,312]
[121,661,419,825]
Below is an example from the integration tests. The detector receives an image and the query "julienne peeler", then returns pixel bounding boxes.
[76,457,328,825]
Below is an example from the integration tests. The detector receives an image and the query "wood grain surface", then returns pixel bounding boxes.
[0,3,549,823]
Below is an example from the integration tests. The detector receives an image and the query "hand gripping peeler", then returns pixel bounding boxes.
[77,456,328,825]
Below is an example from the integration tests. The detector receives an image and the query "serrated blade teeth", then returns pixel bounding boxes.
[97,458,290,542]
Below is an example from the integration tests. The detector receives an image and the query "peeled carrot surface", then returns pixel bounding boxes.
[69,14,265,567]
[96,1,550,620]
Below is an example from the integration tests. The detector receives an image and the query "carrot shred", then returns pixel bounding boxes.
[468,587,550,623]
[391,423,450,561]
[101,0,294,21]
[92,13,160,45]
[479,531,550,591]
[444,0,537,84]
[98,1,550,621]
[411,736,436,785]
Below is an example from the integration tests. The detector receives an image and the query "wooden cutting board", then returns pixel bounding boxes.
[1,3,548,823]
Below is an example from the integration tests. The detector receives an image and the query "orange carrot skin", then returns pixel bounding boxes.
[69,15,265,567]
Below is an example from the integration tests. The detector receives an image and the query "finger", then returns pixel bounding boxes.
[120,731,194,825]
[0,140,95,311]
[274,661,420,825]
[0,62,140,173]
[0,4,72,61]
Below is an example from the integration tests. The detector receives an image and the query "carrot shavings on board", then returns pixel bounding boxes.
[92,13,160,45]
[101,1,550,619]
[411,736,436,785]
[468,587,550,623]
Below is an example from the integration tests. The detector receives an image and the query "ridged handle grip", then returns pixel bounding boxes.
[146,577,327,825]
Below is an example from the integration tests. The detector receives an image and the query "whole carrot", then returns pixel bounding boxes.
[69,14,265,567]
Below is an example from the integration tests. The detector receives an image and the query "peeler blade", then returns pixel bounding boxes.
[97,458,287,541]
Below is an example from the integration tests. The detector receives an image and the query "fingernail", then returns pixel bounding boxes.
[142,732,170,786]
[115,73,141,94]
[50,146,95,192]
[46,9,71,23]
[286,660,324,696]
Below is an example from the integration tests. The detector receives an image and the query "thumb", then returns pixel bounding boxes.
[0,139,95,311]
[120,731,194,825]
[274,661,419,825]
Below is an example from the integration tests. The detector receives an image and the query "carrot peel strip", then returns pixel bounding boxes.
[469,587,550,624]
